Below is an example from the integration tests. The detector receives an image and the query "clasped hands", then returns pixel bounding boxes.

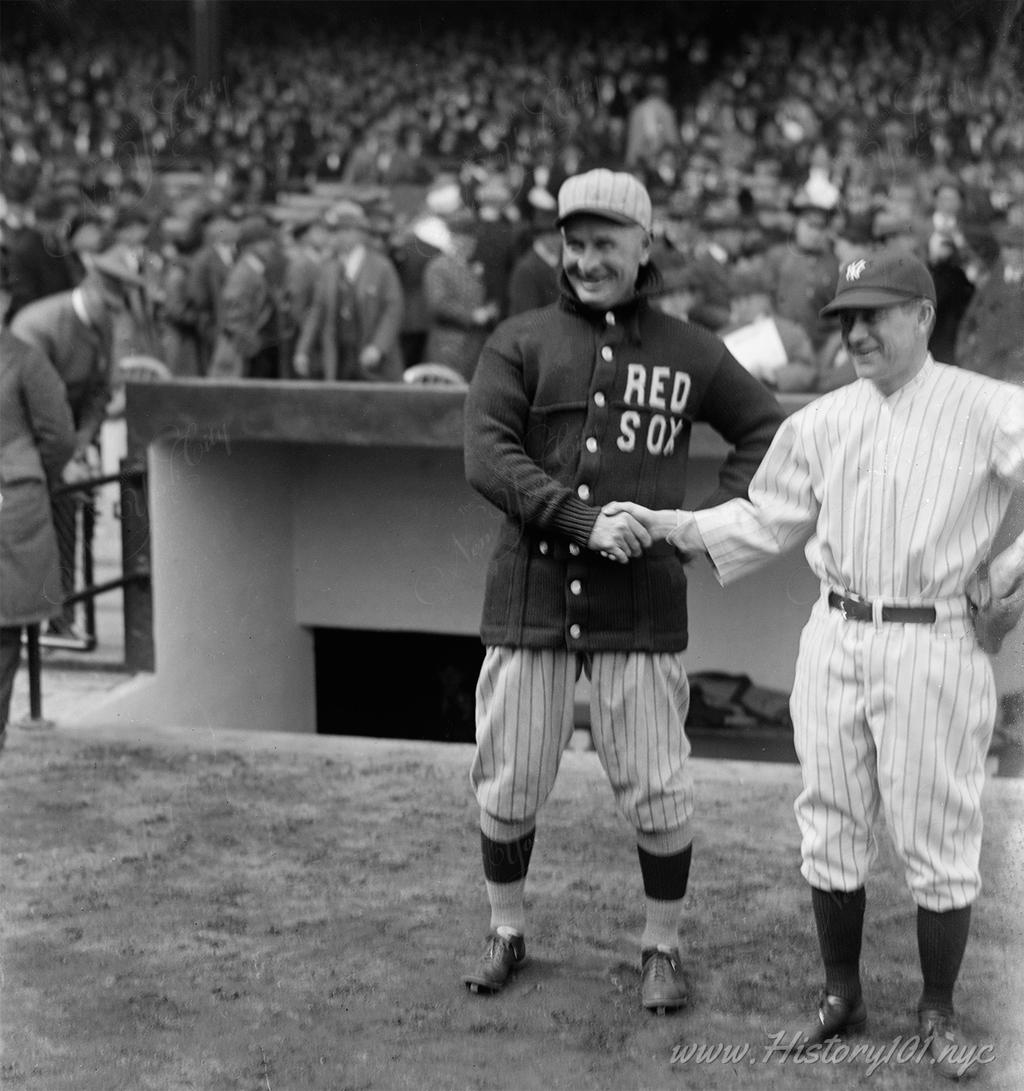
[586,501,684,564]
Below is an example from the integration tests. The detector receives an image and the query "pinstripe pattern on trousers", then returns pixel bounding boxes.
[470,646,693,836]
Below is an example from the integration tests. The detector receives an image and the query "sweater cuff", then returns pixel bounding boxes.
[550,496,600,544]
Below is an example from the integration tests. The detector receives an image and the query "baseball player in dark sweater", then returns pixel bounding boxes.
[461,169,785,1011]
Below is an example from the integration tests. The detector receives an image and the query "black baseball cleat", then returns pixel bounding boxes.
[788,992,868,1048]
[463,930,526,994]
[918,1009,983,1081]
[641,946,689,1014]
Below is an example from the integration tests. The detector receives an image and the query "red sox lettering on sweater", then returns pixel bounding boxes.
[618,362,692,456]
[464,292,784,651]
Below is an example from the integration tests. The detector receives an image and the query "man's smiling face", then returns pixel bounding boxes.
[839,299,931,396]
[561,215,650,310]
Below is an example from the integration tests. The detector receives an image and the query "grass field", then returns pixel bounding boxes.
[1,722,1022,1091]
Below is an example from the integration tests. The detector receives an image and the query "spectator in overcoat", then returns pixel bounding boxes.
[187,204,238,375]
[0,328,76,743]
[9,251,138,634]
[208,216,288,380]
[294,201,405,382]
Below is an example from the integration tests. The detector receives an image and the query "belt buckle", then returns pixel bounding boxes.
[839,598,850,621]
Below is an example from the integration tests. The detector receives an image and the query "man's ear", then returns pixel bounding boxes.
[639,230,652,266]
[919,299,937,335]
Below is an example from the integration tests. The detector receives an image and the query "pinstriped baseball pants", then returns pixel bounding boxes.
[790,594,996,913]
[470,646,695,836]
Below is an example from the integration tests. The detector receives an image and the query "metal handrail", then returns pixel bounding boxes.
[20,464,150,723]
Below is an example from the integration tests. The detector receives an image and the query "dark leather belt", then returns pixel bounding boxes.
[828,591,936,624]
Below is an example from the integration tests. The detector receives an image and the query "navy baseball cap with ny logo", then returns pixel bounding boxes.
[821,250,937,315]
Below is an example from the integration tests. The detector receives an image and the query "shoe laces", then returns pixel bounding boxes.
[486,933,517,961]
[647,950,678,981]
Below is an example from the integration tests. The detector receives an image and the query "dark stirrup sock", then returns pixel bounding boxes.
[811,886,866,1001]
[637,841,692,902]
[917,905,971,1015]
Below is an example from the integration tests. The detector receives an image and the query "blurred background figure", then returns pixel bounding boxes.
[761,186,840,354]
[391,211,450,371]
[0,329,76,747]
[926,225,976,366]
[507,193,561,317]
[281,214,332,379]
[64,212,109,286]
[294,200,404,382]
[625,74,679,174]
[871,210,922,257]
[471,173,522,323]
[955,211,1024,385]
[9,250,140,638]
[422,211,499,382]
[658,216,733,333]
[209,215,287,380]
[720,265,818,393]
[154,212,204,378]
[188,203,240,376]
[1,188,76,324]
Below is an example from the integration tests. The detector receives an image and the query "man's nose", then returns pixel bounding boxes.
[575,246,600,272]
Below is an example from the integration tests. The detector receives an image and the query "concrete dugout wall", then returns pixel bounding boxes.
[82,381,1021,734]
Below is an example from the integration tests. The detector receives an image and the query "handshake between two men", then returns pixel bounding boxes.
[586,501,695,565]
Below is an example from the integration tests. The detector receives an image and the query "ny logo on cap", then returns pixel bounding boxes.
[846,259,868,281]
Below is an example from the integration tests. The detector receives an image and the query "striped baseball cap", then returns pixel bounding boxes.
[556,169,653,233]
[820,250,936,315]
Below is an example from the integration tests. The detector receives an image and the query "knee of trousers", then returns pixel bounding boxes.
[901,850,983,912]
[469,751,558,824]
[796,799,877,893]
[609,771,696,836]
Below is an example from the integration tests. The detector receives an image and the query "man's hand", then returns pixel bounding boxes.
[61,449,98,485]
[587,509,652,564]
[293,352,310,377]
[600,501,678,543]
[359,344,382,369]
[969,529,1024,654]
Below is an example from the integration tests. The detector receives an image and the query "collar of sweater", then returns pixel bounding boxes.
[557,262,663,337]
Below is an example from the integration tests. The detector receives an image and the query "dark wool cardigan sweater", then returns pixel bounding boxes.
[464,278,786,652]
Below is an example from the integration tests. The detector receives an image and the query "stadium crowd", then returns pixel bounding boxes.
[1,0,1022,394]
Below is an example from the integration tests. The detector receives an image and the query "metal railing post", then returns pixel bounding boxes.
[120,459,154,672]
[16,624,54,730]
[81,490,98,642]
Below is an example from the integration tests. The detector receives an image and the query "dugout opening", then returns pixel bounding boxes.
[313,629,485,743]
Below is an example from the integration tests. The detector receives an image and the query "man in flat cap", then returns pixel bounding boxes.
[603,249,1024,1076]
[460,168,784,1012]
[209,215,288,380]
[10,250,143,637]
[294,201,404,382]
[188,202,240,375]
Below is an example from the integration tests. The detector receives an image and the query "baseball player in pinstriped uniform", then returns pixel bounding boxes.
[606,250,1024,1076]
[460,170,785,1011]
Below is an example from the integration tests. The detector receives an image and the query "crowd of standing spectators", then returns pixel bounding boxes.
[2,0,1022,394]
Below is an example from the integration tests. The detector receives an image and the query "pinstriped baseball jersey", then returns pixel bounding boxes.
[683,357,1024,601]
[669,358,1024,911]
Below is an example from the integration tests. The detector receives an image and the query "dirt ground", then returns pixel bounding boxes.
[1,722,1022,1091]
